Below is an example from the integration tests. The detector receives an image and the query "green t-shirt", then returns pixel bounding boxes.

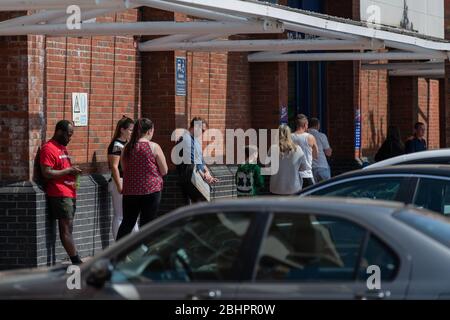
[235,164,264,196]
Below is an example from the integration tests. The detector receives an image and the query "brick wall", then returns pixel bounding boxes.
[418,78,440,149]
[389,77,416,142]
[441,0,450,147]
[44,10,140,175]
[440,79,446,147]
[0,166,238,270]
[390,77,441,149]
[141,7,176,170]
[359,68,389,159]
[324,1,363,174]
[326,61,358,169]
[0,176,113,270]
[250,62,287,131]
[0,12,31,182]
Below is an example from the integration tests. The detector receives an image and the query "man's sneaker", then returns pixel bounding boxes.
[70,255,83,265]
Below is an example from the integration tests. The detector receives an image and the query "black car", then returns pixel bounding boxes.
[300,165,450,216]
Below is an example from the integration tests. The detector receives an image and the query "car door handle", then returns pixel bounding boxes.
[354,290,391,300]
[187,289,222,300]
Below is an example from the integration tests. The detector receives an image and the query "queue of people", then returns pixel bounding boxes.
[375,122,428,162]
[267,114,332,196]
[39,116,222,264]
[234,114,333,198]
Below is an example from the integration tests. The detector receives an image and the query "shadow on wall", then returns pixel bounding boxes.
[91,174,112,251]
[45,213,57,266]
[31,146,114,266]
[363,111,386,159]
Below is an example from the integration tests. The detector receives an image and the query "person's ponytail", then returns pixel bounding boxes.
[123,118,154,160]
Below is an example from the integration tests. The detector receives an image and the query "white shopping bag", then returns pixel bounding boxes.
[191,168,211,202]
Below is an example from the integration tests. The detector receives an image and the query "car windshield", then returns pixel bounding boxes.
[393,210,450,249]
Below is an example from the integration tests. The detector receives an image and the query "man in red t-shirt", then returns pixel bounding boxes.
[40,120,83,265]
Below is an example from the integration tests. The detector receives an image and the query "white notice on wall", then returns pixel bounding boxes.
[72,93,88,126]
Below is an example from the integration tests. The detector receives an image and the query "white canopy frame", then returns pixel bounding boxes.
[0,0,449,77]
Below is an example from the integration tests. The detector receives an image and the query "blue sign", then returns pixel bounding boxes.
[176,57,186,96]
[355,109,361,149]
[280,105,288,125]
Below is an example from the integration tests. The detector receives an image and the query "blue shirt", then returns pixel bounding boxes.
[181,133,205,172]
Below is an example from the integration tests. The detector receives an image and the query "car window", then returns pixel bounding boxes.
[413,178,450,215]
[394,210,450,249]
[111,212,253,283]
[357,235,399,281]
[255,213,366,282]
[308,177,404,201]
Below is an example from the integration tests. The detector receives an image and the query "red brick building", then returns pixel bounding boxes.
[0,0,449,268]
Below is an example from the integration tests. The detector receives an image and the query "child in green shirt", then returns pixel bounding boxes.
[236,146,264,196]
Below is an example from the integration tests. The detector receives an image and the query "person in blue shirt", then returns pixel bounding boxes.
[405,122,427,154]
[176,117,218,204]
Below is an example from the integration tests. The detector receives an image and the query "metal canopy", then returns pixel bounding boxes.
[0,0,449,78]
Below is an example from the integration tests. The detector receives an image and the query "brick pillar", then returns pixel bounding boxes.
[390,77,441,149]
[444,0,450,146]
[0,12,31,182]
[389,77,416,142]
[418,78,440,149]
[324,0,362,174]
[250,62,288,130]
[249,0,288,131]
[440,79,446,147]
[141,7,176,166]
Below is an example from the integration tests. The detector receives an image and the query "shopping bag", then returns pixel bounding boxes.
[191,168,211,201]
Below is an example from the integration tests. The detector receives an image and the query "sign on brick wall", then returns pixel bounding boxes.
[355,109,361,150]
[175,57,186,96]
[72,93,88,126]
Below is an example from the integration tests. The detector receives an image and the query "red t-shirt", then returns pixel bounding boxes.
[40,139,76,198]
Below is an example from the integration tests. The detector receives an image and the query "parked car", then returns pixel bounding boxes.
[300,165,450,216]
[364,149,450,170]
[1,197,450,300]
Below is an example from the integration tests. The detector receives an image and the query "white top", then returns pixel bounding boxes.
[308,129,330,169]
[292,132,313,178]
[270,146,305,195]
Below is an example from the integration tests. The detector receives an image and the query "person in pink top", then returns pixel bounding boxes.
[116,118,168,240]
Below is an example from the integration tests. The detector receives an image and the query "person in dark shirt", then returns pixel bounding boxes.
[405,122,427,154]
[375,126,404,162]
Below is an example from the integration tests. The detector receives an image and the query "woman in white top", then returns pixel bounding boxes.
[270,125,306,195]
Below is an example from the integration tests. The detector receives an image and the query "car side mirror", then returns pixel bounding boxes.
[86,259,114,289]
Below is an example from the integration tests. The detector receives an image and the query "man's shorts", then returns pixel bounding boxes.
[47,197,76,220]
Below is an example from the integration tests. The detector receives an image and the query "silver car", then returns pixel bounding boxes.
[364,149,450,170]
[0,197,450,300]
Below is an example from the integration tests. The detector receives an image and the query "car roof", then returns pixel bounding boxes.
[364,149,450,169]
[170,196,406,218]
[300,164,450,194]
[330,164,450,180]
